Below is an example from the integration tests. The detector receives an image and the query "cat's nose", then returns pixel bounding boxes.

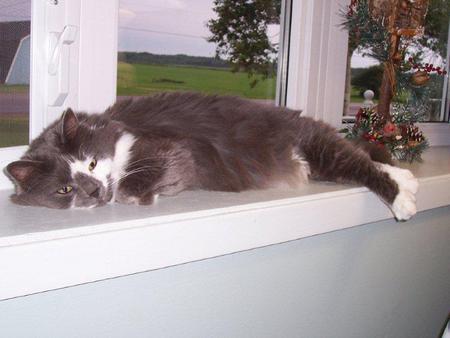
[75,173,102,198]
[81,181,100,198]
[89,187,100,198]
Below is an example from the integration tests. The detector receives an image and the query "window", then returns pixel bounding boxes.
[117,0,283,105]
[4,0,446,191]
[0,0,31,148]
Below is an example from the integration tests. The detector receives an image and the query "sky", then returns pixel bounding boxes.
[118,0,280,57]
[0,0,377,67]
[118,0,217,56]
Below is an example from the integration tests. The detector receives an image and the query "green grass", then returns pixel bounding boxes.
[117,62,276,99]
[350,86,364,103]
[0,85,29,147]
[0,116,29,147]
[0,84,29,94]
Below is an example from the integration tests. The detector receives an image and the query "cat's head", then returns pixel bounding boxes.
[5,109,125,209]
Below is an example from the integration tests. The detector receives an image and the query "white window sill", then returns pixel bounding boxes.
[1,146,449,300]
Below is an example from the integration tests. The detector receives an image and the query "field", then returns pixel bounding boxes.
[0,115,28,147]
[117,62,277,99]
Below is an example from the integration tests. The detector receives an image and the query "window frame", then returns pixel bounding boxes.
[0,0,119,190]
[0,0,449,190]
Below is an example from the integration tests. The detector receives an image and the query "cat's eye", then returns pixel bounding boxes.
[57,186,73,194]
[88,159,97,171]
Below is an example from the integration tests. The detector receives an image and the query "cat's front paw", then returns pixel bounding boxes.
[378,164,419,221]
[391,190,417,221]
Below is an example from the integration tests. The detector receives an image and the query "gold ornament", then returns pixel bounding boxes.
[410,70,430,86]
[400,0,409,10]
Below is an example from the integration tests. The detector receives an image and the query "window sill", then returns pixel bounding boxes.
[1,146,449,300]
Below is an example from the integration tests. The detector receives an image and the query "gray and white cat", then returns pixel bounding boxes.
[5,92,418,220]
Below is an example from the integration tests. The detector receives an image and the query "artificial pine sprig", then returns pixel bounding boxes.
[341,107,429,163]
[340,0,390,61]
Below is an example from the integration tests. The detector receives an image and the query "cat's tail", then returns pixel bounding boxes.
[293,116,418,221]
[350,138,394,165]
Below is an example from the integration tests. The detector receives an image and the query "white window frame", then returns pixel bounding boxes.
[0,0,448,190]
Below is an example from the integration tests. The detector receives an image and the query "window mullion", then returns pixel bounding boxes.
[286,0,349,127]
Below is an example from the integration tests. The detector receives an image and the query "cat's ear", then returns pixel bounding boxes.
[5,160,43,190]
[61,108,79,143]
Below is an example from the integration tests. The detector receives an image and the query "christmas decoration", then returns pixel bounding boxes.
[342,0,431,120]
[404,57,447,86]
[407,57,448,75]
[341,0,449,162]
[341,107,429,163]
[410,70,430,86]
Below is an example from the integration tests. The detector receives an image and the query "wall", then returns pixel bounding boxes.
[0,206,449,338]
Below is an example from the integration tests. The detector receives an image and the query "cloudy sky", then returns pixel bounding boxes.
[118,0,217,56]
[118,0,281,57]
[0,0,374,66]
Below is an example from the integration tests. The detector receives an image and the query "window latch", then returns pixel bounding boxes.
[48,25,77,106]
[48,25,77,75]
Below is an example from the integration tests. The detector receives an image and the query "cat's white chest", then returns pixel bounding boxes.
[111,132,137,184]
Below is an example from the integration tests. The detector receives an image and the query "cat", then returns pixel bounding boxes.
[5,92,418,220]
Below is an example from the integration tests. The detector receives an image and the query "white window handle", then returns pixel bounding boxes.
[48,25,77,106]
[48,25,77,75]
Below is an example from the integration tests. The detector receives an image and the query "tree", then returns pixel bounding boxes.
[352,65,384,98]
[207,0,281,86]
[419,0,450,58]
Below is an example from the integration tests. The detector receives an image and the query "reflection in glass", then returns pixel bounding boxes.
[0,0,31,147]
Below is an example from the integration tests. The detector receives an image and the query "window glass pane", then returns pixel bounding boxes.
[118,0,282,105]
[0,0,30,147]
[343,51,380,118]
[343,2,450,122]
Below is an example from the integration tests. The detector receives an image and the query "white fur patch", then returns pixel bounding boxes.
[110,132,136,201]
[378,163,419,221]
[69,132,136,203]
[292,150,310,182]
[70,157,112,188]
[111,132,136,183]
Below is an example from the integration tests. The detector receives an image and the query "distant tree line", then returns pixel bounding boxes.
[351,65,384,99]
[118,52,230,69]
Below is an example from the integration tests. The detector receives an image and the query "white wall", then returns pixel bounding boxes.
[0,206,449,338]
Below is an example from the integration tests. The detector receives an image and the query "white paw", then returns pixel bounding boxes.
[377,163,419,221]
[391,190,417,221]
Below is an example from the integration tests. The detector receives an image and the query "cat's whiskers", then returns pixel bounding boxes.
[125,155,177,168]
[61,155,74,166]
[108,164,170,187]
[109,168,158,187]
